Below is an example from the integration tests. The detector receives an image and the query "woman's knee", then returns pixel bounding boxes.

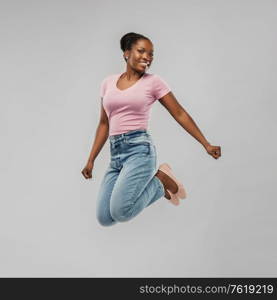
[96,213,116,227]
[110,205,133,222]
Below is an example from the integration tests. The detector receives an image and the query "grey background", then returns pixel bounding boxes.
[1,0,276,277]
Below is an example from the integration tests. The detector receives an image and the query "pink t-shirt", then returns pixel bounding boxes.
[100,72,171,136]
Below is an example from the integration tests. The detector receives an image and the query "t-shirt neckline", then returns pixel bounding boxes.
[114,72,146,92]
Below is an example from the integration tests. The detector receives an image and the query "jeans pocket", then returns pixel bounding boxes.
[130,143,150,156]
[126,134,156,157]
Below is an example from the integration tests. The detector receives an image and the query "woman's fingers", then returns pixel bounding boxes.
[82,168,92,179]
[215,146,221,158]
[207,145,221,159]
[81,170,86,178]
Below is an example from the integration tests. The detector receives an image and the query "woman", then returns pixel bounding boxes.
[81,32,221,226]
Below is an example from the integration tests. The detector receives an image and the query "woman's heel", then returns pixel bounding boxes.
[167,189,180,206]
[159,163,187,199]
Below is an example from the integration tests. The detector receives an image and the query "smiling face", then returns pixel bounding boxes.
[124,39,154,72]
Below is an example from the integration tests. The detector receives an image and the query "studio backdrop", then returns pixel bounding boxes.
[0,0,276,277]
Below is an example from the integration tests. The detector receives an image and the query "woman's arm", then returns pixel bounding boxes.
[158,92,210,148]
[86,100,109,164]
[175,111,211,149]
[158,92,221,159]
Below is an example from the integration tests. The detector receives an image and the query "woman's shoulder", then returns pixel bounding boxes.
[145,73,165,80]
[143,72,159,82]
[144,73,169,85]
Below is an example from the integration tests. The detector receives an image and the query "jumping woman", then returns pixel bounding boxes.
[81,32,221,226]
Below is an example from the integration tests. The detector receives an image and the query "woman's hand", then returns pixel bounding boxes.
[81,161,94,179]
[205,144,221,159]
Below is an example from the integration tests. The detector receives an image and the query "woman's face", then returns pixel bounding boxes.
[125,39,154,72]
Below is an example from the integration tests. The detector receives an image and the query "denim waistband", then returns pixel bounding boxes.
[109,129,150,142]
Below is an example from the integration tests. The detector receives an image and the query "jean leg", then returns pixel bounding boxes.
[146,175,165,207]
[110,154,165,223]
[96,164,120,226]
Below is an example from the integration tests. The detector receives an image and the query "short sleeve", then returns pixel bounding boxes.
[100,77,108,98]
[152,74,171,100]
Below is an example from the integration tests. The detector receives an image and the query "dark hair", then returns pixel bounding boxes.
[120,32,151,62]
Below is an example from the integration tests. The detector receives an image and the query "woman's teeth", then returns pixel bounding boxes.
[139,62,149,67]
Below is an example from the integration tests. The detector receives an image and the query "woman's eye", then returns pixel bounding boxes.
[138,50,153,56]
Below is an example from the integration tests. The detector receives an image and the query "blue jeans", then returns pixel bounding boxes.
[96,129,165,226]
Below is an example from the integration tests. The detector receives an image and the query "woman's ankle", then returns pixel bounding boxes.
[155,171,170,199]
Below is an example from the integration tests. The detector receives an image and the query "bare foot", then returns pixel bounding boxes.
[155,170,178,200]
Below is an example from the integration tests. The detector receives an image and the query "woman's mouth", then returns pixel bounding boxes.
[139,62,150,68]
